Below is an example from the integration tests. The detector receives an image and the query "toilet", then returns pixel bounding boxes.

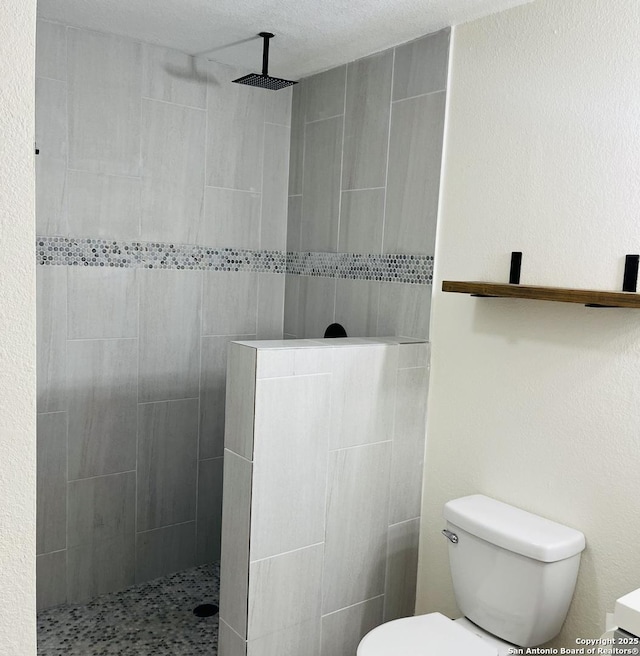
[358,494,586,655]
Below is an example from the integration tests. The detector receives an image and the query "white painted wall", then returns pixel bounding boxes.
[418,0,640,646]
[0,0,37,653]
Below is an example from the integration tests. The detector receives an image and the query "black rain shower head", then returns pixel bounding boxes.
[233,32,298,91]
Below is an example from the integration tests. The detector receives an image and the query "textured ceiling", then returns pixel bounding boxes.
[37,0,531,78]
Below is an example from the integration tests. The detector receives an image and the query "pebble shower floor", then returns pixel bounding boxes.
[37,563,220,655]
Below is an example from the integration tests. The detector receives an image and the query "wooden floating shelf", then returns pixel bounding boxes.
[442,281,640,309]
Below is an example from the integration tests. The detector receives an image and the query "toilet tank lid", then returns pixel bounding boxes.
[444,495,586,563]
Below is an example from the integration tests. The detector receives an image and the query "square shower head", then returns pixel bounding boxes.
[232,72,297,91]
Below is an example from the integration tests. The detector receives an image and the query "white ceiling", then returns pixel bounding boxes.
[38,0,531,79]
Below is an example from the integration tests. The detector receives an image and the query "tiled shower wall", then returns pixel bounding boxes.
[35,21,290,609]
[284,29,449,339]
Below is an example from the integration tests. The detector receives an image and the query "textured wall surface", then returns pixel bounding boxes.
[284,30,449,341]
[419,0,640,647]
[0,0,37,653]
[35,21,290,609]
[219,338,430,656]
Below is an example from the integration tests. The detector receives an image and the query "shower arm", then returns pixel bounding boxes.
[260,32,274,77]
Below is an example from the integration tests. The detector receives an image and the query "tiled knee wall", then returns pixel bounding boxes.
[219,338,430,656]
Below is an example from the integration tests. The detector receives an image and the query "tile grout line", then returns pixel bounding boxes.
[333,66,349,322]
[68,469,137,484]
[137,396,200,406]
[321,593,385,619]
[391,87,446,105]
[134,263,141,583]
[378,46,396,337]
[383,360,401,621]
[63,24,70,605]
[328,439,392,454]
[305,112,344,125]
[195,269,204,565]
[248,541,324,565]
[136,519,196,535]
[141,95,206,113]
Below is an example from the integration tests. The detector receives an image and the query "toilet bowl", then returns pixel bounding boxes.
[357,495,586,656]
[357,612,511,656]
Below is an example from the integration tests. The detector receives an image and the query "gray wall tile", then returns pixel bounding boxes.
[37,551,67,611]
[137,399,199,531]
[398,341,430,369]
[248,544,323,640]
[36,158,67,236]
[305,66,346,122]
[140,99,206,243]
[200,335,255,460]
[322,442,391,614]
[37,266,67,413]
[393,29,450,101]
[298,276,336,338]
[202,271,257,336]
[338,189,385,254]
[288,83,306,195]
[247,619,321,656]
[36,20,67,81]
[36,77,67,160]
[67,268,138,339]
[142,45,207,109]
[139,269,202,403]
[219,620,247,656]
[67,28,142,176]
[196,458,224,565]
[334,278,380,338]
[35,77,67,235]
[135,522,196,584]
[283,274,300,337]
[328,345,397,450]
[224,344,256,460]
[255,346,332,380]
[384,92,445,254]
[202,188,261,249]
[287,196,302,252]
[384,519,420,621]
[207,61,265,191]
[261,123,290,251]
[301,117,343,252]
[257,273,284,339]
[66,170,141,239]
[220,450,253,638]
[265,86,292,126]
[321,596,384,656]
[251,375,330,560]
[67,338,138,480]
[37,412,67,555]
[389,366,429,524]
[377,282,431,339]
[67,472,136,604]
[342,51,393,190]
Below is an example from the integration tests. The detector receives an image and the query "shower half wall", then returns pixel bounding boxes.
[219,338,430,655]
[35,21,290,609]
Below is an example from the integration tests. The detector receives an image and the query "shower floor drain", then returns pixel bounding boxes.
[193,604,219,618]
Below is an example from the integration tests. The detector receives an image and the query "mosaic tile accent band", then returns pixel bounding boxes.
[36,237,434,285]
[37,237,286,273]
[286,251,434,285]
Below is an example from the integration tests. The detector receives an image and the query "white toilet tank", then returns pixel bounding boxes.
[444,495,586,647]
